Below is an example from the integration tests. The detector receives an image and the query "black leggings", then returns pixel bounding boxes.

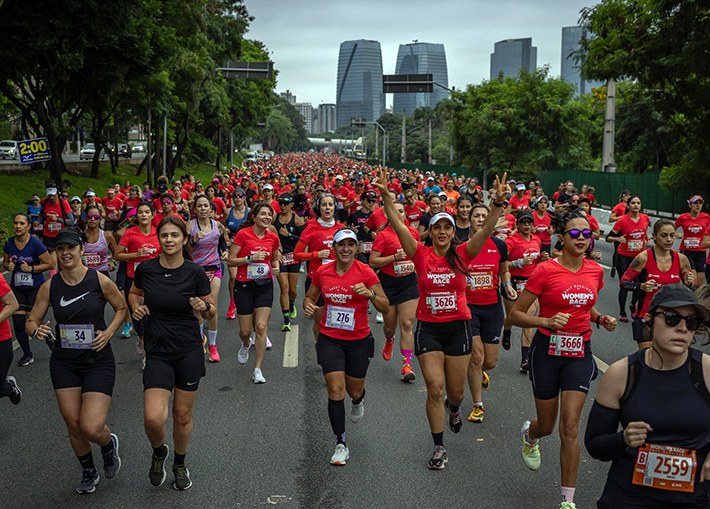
[11,314,31,356]
[0,340,14,398]
[616,253,642,316]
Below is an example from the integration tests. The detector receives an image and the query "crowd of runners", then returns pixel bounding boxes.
[2,152,710,508]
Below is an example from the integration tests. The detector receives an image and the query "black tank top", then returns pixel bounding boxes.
[50,269,110,360]
[273,212,298,253]
[608,348,710,503]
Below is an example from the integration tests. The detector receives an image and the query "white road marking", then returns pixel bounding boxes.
[598,263,612,270]
[594,355,609,373]
[283,324,299,367]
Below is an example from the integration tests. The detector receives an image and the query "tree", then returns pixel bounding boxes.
[578,0,710,190]
[263,109,296,153]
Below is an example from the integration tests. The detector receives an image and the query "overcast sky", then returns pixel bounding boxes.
[243,0,598,106]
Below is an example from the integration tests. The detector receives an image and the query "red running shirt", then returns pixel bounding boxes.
[611,202,627,218]
[493,214,516,239]
[294,221,343,277]
[404,201,427,228]
[0,276,12,341]
[119,226,161,278]
[613,214,650,257]
[622,248,682,317]
[371,225,420,277]
[233,226,280,282]
[102,197,124,221]
[533,211,552,245]
[311,260,380,340]
[509,195,529,211]
[506,233,542,278]
[461,236,508,305]
[411,243,471,322]
[675,212,710,252]
[525,258,604,342]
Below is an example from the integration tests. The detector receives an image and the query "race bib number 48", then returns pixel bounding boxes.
[247,262,270,280]
[633,444,696,493]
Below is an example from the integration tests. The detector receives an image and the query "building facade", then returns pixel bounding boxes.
[490,38,537,80]
[561,26,604,94]
[316,103,336,134]
[294,102,313,133]
[392,42,449,116]
[336,39,386,128]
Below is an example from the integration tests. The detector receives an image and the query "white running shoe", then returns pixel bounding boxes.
[253,368,266,384]
[375,312,384,323]
[237,343,249,364]
[249,332,255,347]
[266,337,272,350]
[330,443,349,465]
[350,400,364,423]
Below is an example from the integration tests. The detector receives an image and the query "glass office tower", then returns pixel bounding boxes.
[336,39,386,128]
[392,42,449,116]
[561,26,604,94]
[490,38,537,80]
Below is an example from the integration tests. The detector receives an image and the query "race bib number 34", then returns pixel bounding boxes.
[59,324,95,350]
[633,444,696,492]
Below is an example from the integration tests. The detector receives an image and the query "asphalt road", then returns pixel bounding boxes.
[1,217,704,509]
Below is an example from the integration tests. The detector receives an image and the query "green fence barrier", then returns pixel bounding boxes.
[540,170,695,217]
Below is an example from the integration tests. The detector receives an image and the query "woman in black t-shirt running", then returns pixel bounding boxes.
[129,216,215,491]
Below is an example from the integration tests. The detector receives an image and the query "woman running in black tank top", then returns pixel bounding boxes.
[26,228,127,495]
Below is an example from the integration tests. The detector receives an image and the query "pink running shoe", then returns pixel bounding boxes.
[227,302,236,320]
[208,344,220,362]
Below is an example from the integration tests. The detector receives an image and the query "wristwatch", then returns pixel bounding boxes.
[204,301,211,312]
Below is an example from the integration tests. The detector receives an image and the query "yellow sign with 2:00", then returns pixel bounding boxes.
[18,137,52,164]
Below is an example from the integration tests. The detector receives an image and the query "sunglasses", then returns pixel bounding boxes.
[161,200,172,204]
[564,229,593,239]
[234,193,245,198]
[86,214,101,220]
[654,311,703,331]
[71,200,81,204]
[32,198,40,201]
[279,200,293,205]
[365,199,376,203]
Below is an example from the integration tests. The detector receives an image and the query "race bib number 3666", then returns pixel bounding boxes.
[633,444,696,492]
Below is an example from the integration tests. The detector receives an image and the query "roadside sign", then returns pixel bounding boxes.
[220,61,273,80]
[383,74,434,94]
[18,137,52,164]
[350,118,367,128]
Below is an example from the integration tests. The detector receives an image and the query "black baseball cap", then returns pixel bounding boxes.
[516,210,534,223]
[54,229,83,246]
[648,284,710,321]
[362,191,377,200]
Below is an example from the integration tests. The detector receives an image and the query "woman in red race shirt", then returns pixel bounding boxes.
[115,202,161,366]
[374,167,509,470]
[369,201,420,382]
[228,202,280,385]
[606,196,650,322]
[532,196,553,255]
[0,276,21,405]
[294,193,344,338]
[303,228,388,466]
[509,210,617,509]
[675,195,710,286]
[620,218,694,350]
[501,211,548,372]
[462,203,517,423]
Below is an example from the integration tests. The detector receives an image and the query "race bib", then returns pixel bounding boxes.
[548,333,584,357]
[14,272,33,287]
[247,262,270,280]
[468,271,494,291]
[108,212,118,220]
[282,252,297,266]
[409,221,419,229]
[684,237,701,249]
[322,258,335,264]
[34,223,44,231]
[628,239,644,252]
[325,305,355,331]
[427,291,457,314]
[359,241,373,253]
[59,324,95,350]
[84,253,101,268]
[48,221,62,233]
[633,444,696,493]
[393,260,414,277]
[515,279,527,295]
[205,270,217,283]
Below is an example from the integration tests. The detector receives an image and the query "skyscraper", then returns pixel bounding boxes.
[336,39,386,128]
[561,26,604,94]
[294,102,313,132]
[392,42,449,116]
[490,38,537,80]
[317,103,336,134]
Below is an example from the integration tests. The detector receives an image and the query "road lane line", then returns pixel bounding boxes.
[598,263,612,270]
[283,324,299,367]
[594,355,609,373]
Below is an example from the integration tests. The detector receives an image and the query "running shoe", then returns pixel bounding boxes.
[482,371,490,390]
[136,338,145,355]
[172,464,192,491]
[560,503,576,509]
[102,433,121,479]
[610,267,616,278]
[299,265,305,273]
[350,400,364,423]
[121,323,132,338]
[281,323,292,332]
[208,344,220,363]
[444,399,463,433]
[76,468,100,494]
[330,443,349,465]
[149,444,169,486]
[253,368,266,384]
[6,376,21,405]
[468,404,484,423]
[521,421,541,470]
[142,356,146,371]
[17,354,33,367]
[289,306,297,319]
[382,340,394,361]
[367,307,372,314]
[249,333,255,347]
[202,334,207,354]
[237,343,249,364]
[520,359,529,373]
[226,302,236,320]
[427,445,447,470]
[266,337,273,350]
[375,312,384,323]
[401,364,416,381]
[619,314,628,323]
[502,329,512,350]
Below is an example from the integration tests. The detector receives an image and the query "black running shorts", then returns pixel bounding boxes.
[234,279,274,315]
[467,302,504,344]
[143,348,205,392]
[682,250,706,273]
[12,286,39,313]
[49,347,116,396]
[316,333,374,379]
[414,319,472,357]
[378,271,419,306]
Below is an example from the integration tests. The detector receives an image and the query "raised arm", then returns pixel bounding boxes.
[372,167,418,259]
[467,172,509,258]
